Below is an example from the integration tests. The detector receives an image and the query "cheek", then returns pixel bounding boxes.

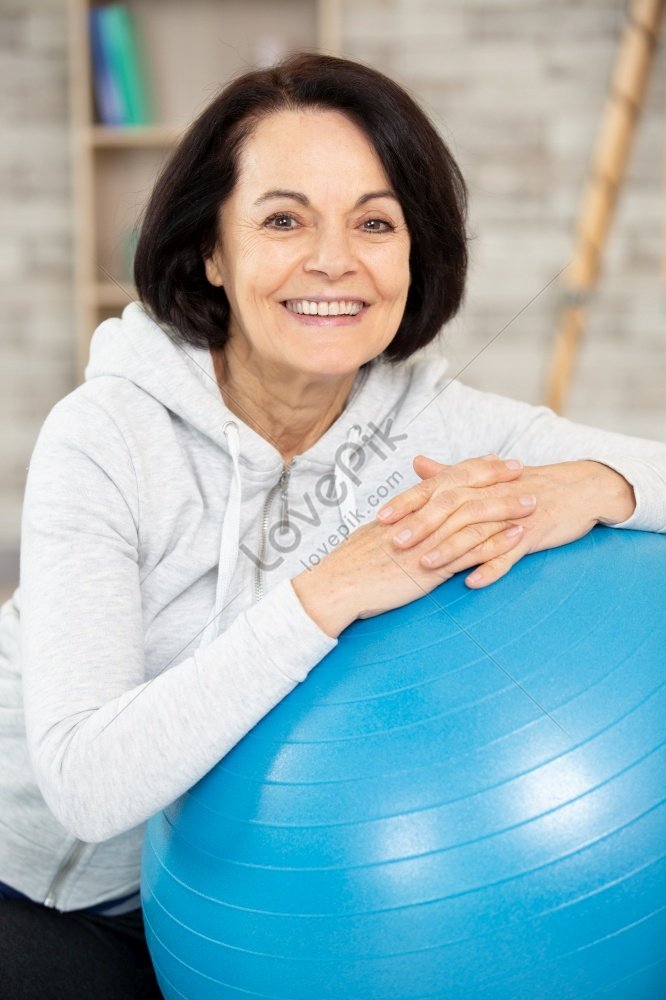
[375,247,411,302]
[246,241,303,295]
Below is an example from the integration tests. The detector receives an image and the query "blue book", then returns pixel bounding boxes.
[99,4,151,126]
[88,7,124,126]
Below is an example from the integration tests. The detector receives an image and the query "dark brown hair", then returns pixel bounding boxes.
[134,52,468,362]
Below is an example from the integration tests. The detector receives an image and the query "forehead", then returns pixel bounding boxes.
[234,108,391,196]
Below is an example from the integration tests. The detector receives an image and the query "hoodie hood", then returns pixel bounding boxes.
[84,301,450,646]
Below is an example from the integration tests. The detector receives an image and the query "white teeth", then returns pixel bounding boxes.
[285,299,364,316]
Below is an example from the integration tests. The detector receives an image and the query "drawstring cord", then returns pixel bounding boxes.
[198,420,363,646]
[198,420,242,647]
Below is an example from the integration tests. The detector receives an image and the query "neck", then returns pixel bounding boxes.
[212,343,361,465]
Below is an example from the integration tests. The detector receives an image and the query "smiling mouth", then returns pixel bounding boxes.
[283,299,367,316]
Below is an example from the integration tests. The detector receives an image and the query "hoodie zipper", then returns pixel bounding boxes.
[254,462,293,603]
[43,838,86,908]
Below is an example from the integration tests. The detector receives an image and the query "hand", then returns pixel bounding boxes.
[376,455,636,589]
[292,454,529,636]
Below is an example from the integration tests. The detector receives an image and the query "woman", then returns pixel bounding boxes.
[1,52,664,997]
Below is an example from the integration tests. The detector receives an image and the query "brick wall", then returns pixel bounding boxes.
[1,0,664,585]
[1,0,74,585]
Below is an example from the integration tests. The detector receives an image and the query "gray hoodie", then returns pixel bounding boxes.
[1,301,665,913]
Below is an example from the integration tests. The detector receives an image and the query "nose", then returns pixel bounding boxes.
[303,222,357,281]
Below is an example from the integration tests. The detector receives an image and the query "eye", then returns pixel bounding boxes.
[263,212,300,230]
[361,218,396,233]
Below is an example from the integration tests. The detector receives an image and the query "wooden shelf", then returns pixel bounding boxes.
[87,124,184,148]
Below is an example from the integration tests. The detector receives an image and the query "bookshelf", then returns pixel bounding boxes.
[68,0,342,379]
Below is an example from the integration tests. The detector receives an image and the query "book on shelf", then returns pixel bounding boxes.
[88,7,123,125]
[89,4,152,127]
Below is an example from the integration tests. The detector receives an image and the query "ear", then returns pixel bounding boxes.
[204,250,225,288]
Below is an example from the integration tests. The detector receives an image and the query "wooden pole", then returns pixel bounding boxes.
[544,0,664,413]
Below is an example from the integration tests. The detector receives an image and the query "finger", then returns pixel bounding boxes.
[414,453,520,488]
[412,452,496,480]
[464,545,526,589]
[373,478,439,524]
[437,524,527,577]
[418,520,522,569]
[376,455,525,524]
[392,492,537,549]
[412,455,450,479]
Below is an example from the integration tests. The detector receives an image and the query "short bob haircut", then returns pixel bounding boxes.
[134,52,468,363]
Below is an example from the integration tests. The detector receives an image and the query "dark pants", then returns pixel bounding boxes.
[0,900,163,999]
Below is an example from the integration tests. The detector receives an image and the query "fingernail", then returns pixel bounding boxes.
[422,550,440,566]
[505,525,523,537]
[377,506,394,520]
[394,529,412,544]
[505,459,523,471]
[467,570,482,585]
[519,494,537,506]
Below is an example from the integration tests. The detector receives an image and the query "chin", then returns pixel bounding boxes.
[281,344,367,377]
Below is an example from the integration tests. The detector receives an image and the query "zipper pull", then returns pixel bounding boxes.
[279,465,291,532]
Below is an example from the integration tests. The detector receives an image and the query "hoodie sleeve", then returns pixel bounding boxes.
[436,381,666,532]
[20,395,336,843]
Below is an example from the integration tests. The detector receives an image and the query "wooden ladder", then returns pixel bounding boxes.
[543,0,665,413]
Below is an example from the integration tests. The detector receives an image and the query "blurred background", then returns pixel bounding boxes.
[1,0,665,596]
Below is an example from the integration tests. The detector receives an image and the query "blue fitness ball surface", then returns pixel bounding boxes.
[141,527,666,999]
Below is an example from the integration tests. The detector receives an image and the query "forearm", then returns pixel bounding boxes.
[292,564,358,639]
[24,579,335,843]
[439,383,666,532]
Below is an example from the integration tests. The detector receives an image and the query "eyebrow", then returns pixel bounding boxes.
[253,188,400,208]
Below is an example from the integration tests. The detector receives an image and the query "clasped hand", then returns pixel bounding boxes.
[375,453,635,589]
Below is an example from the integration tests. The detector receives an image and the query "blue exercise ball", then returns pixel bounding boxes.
[141,527,666,999]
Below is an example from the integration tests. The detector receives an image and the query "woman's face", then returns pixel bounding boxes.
[204,109,411,382]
